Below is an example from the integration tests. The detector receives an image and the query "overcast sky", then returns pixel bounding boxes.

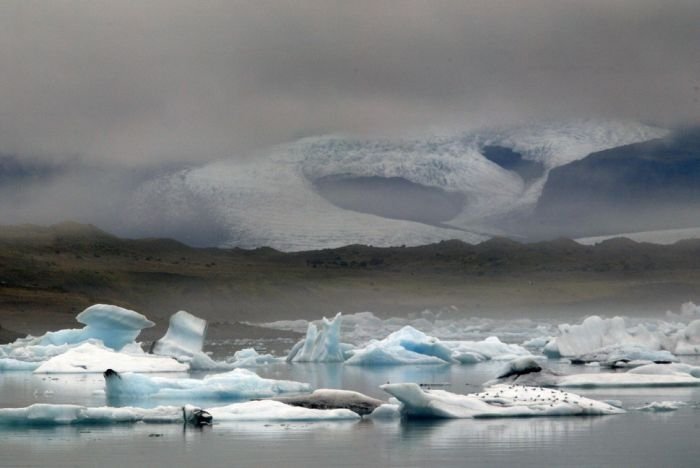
[1,0,699,165]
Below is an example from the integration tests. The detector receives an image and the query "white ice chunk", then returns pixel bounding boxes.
[545,316,661,358]
[207,400,360,422]
[0,403,184,426]
[152,310,207,360]
[287,313,345,363]
[672,320,700,355]
[105,368,310,401]
[34,342,188,374]
[226,348,281,367]
[557,363,700,388]
[381,383,623,418]
[634,401,686,412]
[368,403,402,419]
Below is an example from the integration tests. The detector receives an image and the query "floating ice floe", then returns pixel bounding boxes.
[208,400,360,422]
[286,313,347,363]
[381,383,623,419]
[104,368,310,401]
[570,345,677,367]
[490,357,700,388]
[0,401,359,426]
[0,403,185,426]
[345,326,530,366]
[34,342,188,374]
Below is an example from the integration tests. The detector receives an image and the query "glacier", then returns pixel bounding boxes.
[104,368,310,401]
[128,120,666,251]
[381,383,624,419]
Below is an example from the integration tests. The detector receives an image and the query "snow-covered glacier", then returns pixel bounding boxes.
[128,120,666,250]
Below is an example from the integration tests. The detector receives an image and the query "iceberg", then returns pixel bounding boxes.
[34,342,188,374]
[345,326,454,366]
[0,304,157,371]
[381,383,623,419]
[544,316,661,358]
[286,313,346,363]
[104,368,310,401]
[39,304,154,351]
[345,326,530,366]
[152,311,207,358]
[672,320,700,355]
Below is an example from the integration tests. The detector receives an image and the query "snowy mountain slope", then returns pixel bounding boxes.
[128,120,667,250]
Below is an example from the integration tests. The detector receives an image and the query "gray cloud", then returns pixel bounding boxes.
[0,0,698,165]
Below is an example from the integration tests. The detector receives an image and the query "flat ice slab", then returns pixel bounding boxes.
[557,363,700,388]
[34,342,188,374]
[0,404,184,426]
[105,368,311,401]
[208,400,360,422]
[490,358,700,388]
[382,383,624,419]
[0,401,359,426]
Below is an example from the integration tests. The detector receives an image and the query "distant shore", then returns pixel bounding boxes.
[2,222,700,338]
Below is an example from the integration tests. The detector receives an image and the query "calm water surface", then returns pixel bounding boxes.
[1,360,700,467]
